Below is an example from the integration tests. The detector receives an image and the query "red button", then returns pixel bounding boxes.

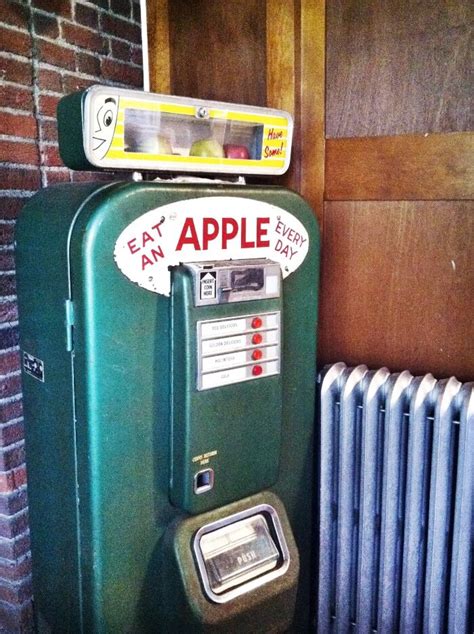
[252,349,263,361]
[252,365,263,376]
[252,333,263,345]
[251,317,263,329]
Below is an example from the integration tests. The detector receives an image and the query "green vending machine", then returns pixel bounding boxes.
[16,86,319,632]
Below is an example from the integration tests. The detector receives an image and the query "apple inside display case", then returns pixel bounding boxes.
[57,85,293,175]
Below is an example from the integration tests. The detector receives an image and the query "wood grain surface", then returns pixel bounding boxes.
[147,0,170,94]
[326,132,474,200]
[318,200,474,381]
[168,0,266,105]
[326,0,473,138]
[299,0,325,224]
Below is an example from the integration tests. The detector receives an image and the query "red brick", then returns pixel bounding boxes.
[63,73,95,93]
[101,58,142,87]
[0,554,31,580]
[37,67,63,94]
[0,442,25,472]
[0,595,33,630]
[130,45,142,66]
[0,531,30,560]
[0,140,38,167]
[0,575,32,604]
[75,50,100,76]
[0,26,31,57]
[0,197,27,220]
[0,1,30,29]
[75,2,99,29]
[110,38,132,62]
[32,11,59,38]
[38,93,60,118]
[44,168,70,185]
[0,400,23,426]
[0,56,32,85]
[62,22,108,54]
[39,119,57,143]
[0,275,16,297]
[0,421,24,447]
[41,144,62,167]
[0,351,20,375]
[0,85,33,111]
[0,466,27,494]
[110,0,131,18]
[37,39,75,70]
[0,112,36,140]
[0,509,28,540]
[71,170,114,183]
[0,167,40,192]
[101,14,141,44]
[0,224,15,247]
[31,0,71,18]
[0,375,21,401]
[0,253,15,273]
[0,299,18,324]
[0,488,28,516]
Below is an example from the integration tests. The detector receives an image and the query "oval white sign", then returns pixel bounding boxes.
[114,196,309,296]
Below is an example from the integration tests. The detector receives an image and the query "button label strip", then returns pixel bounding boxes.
[197,312,281,390]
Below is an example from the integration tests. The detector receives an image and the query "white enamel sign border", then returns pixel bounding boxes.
[114,196,309,296]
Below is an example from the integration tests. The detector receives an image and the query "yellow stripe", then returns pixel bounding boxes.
[117,99,289,127]
[263,139,288,148]
[105,149,285,167]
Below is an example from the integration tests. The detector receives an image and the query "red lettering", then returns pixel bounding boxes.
[141,246,164,270]
[142,254,152,270]
[142,231,153,246]
[222,218,238,249]
[152,223,162,238]
[203,218,219,250]
[256,217,270,247]
[176,218,201,251]
[240,218,255,248]
[128,238,139,254]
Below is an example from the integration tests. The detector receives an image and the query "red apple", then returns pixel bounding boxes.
[224,144,250,160]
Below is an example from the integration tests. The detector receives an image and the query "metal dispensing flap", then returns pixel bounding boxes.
[194,505,290,603]
[57,85,293,175]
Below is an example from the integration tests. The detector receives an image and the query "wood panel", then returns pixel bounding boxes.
[168,0,266,105]
[147,0,170,93]
[326,0,473,138]
[318,201,474,381]
[326,132,474,200]
[265,0,326,223]
[299,0,325,223]
[266,0,297,190]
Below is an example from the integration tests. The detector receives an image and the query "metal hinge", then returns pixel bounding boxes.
[65,299,75,352]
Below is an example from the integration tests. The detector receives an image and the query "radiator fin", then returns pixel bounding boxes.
[318,363,473,634]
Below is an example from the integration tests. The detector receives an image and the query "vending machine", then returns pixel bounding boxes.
[16,86,319,632]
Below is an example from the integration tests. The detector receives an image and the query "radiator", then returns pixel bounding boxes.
[317,363,474,633]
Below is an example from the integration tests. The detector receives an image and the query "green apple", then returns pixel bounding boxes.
[189,138,224,158]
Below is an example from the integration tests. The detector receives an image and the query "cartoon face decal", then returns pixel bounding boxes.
[91,96,119,158]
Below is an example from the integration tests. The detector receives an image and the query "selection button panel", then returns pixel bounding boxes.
[197,312,281,390]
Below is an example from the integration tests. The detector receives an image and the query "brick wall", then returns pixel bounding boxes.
[0,0,143,629]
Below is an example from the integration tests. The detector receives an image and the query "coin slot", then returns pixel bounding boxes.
[194,468,214,494]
